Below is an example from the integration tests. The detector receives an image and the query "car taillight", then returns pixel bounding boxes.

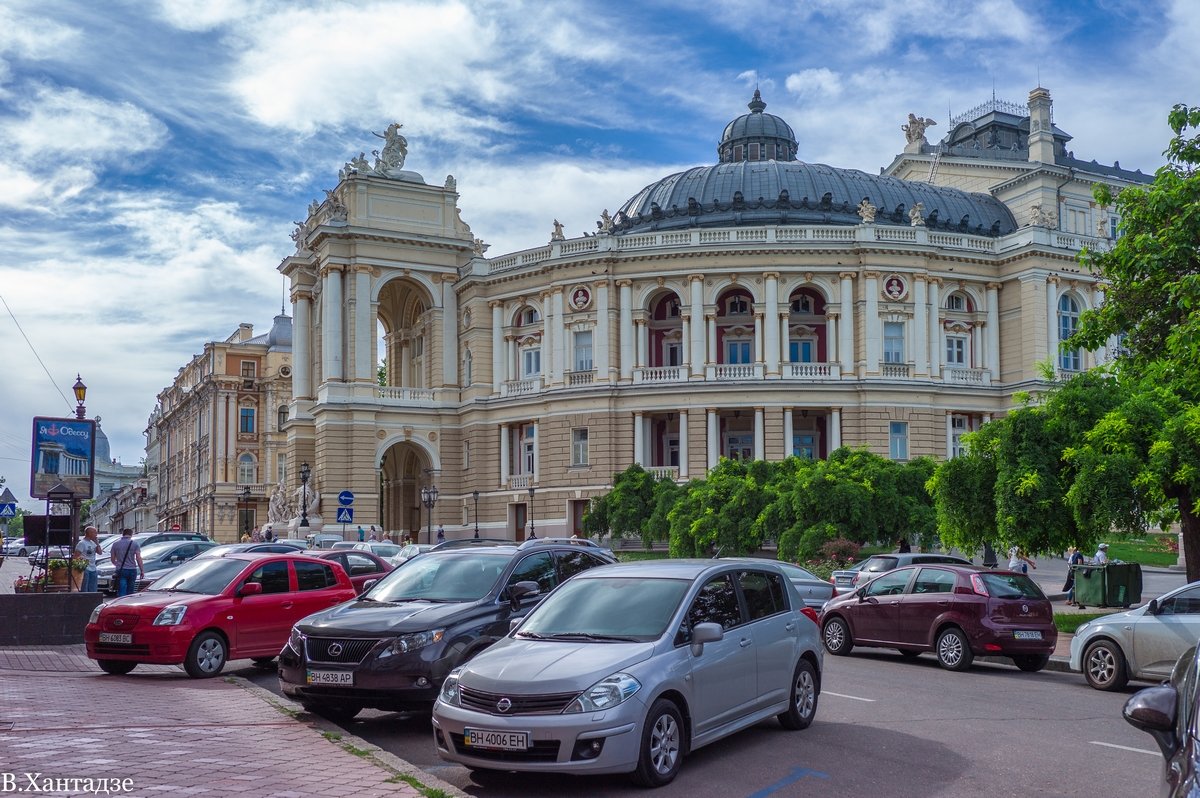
[800,607,820,625]
[970,574,990,597]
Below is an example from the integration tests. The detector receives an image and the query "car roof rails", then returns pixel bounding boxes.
[517,537,594,549]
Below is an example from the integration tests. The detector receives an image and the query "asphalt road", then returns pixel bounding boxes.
[237,648,1165,798]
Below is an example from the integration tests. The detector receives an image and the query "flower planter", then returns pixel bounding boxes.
[48,568,83,589]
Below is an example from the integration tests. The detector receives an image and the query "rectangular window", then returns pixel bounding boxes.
[793,433,816,459]
[789,339,815,363]
[574,330,593,372]
[667,436,679,467]
[239,408,256,434]
[946,336,967,366]
[665,343,682,367]
[522,348,541,377]
[951,415,968,458]
[884,322,905,364]
[522,425,536,474]
[571,428,589,466]
[277,454,287,483]
[889,421,909,461]
[749,143,760,160]
[463,441,471,470]
[240,360,256,378]
[726,340,752,364]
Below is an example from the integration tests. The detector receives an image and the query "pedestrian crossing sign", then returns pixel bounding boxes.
[336,507,354,524]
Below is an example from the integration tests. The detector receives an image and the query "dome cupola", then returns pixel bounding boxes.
[719,90,798,163]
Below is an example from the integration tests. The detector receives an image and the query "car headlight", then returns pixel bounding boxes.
[152,605,188,626]
[288,626,305,653]
[88,605,102,625]
[564,672,641,714]
[1075,622,1090,635]
[378,629,445,659]
[439,666,463,706]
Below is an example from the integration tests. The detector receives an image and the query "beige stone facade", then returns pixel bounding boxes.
[279,88,1149,544]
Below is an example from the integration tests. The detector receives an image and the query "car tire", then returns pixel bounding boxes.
[18,547,27,557]
[251,657,276,668]
[935,627,973,672]
[96,659,137,675]
[1083,640,1129,691]
[184,631,227,678]
[631,698,684,787]
[822,616,854,656]
[897,649,921,659]
[777,659,819,730]
[1013,654,1050,673]
[304,702,361,724]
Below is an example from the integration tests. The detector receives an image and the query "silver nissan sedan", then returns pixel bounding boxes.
[431,559,823,787]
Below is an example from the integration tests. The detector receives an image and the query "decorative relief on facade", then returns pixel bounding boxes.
[376,430,386,440]
[1027,202,1058,228]
[428,431,438,442]
[568,285,592,311]
[882,273,908,301]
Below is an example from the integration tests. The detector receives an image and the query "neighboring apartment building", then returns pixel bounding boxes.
[147,316,292,541]
[279,87,1150,543]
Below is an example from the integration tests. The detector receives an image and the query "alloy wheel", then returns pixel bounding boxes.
[938,632,963,666]
[196,638,224,673]
[795,669,816,719]
[1086,646,1116,684]
[649,712,680,775]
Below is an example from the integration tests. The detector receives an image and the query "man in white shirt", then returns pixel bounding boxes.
[75,525,100,592]
[1094,542,1109,564]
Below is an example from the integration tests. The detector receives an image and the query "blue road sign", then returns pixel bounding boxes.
[0,503,15,518]
[338,490,355,506]
[336,507,354,524]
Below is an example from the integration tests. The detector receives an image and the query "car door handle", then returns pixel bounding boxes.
[739,638,752,648]
[937,600,951,607]
[281,601,293,609]
[785,622,796,631]
[889,600,901,606]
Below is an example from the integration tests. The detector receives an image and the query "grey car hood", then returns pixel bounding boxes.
[462,637,657,695]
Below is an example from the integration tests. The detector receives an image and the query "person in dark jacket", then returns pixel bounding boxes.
[897,537,911,553]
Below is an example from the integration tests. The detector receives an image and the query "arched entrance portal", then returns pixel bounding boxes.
[379,441,436,544]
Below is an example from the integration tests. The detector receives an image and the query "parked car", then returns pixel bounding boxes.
[305,533,344,550]
[1122,645,1200,798]
[131,531,208,547]
[1070,580,1200,691]
[430,538,511,550]
[724,558,835,610]
[195,540,308,559]
[830,552,972,592]
[519,536,616,559]
[84,553,358,677]
[97,540,220,594]
[432,559,823,786]
[350,541,405,560]
[305,549,393,593]
[3,537,27,556]
[389,543,434,565]
[330,541,359,551]
[278,541,617,721]
[820,565,1057,672]
[27,545,73,567]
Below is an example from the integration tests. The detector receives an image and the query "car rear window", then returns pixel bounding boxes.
[862,556,899,573]
[979,572,1044,599]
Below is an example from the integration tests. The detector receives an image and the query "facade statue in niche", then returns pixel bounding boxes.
[597,209,613,233]
[856,198,877,224]
[551,219,565,240]
[909,202,926,226]
[1028,202,1058,228]
[1096,214,1110,238]
[902,113,937,144]
[372,122,408,172]
[445,175,457,191]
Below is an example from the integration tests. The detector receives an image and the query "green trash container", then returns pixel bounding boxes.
[1103,562,1143,608]
[1073,564,1107,607]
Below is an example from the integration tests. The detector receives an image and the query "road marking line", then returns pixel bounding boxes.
[823,691,875,702]
[1089,741,1160,756]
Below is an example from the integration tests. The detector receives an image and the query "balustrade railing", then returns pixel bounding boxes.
[634,366,687,384]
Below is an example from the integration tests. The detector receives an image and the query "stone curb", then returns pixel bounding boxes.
[977,655,1075,675]
[230,675,470,798]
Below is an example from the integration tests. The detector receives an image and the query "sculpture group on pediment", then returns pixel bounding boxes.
[551,219,565,241]
[1027,202,1058,228]
[372,122,408,172]
[902,113,937,145]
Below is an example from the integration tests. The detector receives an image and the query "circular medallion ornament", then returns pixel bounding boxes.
[568,285,592,311]
[882,273,908,301]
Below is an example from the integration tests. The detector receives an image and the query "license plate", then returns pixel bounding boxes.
[1013,630,1042,640]
[306,669,354,686]
[99,633,132,644]
[464,728,530,751]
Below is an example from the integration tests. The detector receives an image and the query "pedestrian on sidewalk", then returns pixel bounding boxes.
[1063,546,1085,606]
[896,536,911,553]
[110,528,144,597]
[75,525,100,592]
[982,541,998,568]
[436,525,445,545]
[1008,546,1036,575]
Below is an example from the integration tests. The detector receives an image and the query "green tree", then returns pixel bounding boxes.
[668,458,773,557]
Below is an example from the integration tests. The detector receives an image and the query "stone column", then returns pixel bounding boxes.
[532,421,539,482]
[783,408,794,457]
[441,275,458,387]
[706,408,719,469]
[321,265,344,382]
[986,282,1001,378]
[927,278,941,379]
[594,281,611,382]
[635,319,647,370]
[541,291,555,384]
[618,280,633,381]
[689,275,705,377]
[633,412,645,466]
[864,271,880,373]
[764,272,780,375]
[913,276,928,375]
[491,301,504,393]
[706,314,717,365]
[292,288,312,398]
[499,425,510,487]
[679,411,689,479]
[754,407,765,460]
[839,272,855,375]
[552,288,566,381]
[681,314,691,372]
[830,407,842,450]
[780,311,791,364]
[352,266,373,382]
[400,339,411,387]
[754,312,764,366]
[826,311,838,364]
[946,412,954,458]
[1047,275,1060,365]
[507,336,518,382]
[971,323,982,369]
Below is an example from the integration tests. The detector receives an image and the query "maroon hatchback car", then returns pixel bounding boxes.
[820,564,1057,672]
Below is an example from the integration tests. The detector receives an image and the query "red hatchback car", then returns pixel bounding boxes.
[85,553,357,678]
[819,564,1057,672]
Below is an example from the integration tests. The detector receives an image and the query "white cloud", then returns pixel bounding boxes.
[3,85,167,161]
[785,68,843,100]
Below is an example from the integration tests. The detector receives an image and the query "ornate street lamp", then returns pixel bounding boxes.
[240,486,252,537]
[527,486,536,539]
[472,490,480,539]
[420,484,439,545]
[72,375,87,420]
[299,462,311,530]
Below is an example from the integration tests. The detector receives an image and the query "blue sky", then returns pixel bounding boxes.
[0,0,1192,510]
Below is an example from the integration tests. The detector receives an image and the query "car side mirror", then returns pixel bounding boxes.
[690,621,723,657]
[507,580,540,610]
[239,582,263,597]
[856,588,867,601]
[1147,598,1159,616]
[1124,685,1179,759]
[509,618,522,633]
[361,579,377,593]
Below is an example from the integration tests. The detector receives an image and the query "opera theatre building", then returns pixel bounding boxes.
[280,87,1148,542]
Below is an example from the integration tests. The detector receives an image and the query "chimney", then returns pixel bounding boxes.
[1027,87,1055,164]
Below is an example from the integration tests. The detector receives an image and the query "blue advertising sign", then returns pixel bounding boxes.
[336,507,354,524]
[337,490,355,506]
[30,417,96,500]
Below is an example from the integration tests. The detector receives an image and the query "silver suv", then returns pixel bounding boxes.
[432,560,823,787]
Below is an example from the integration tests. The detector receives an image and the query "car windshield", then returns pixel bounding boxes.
[517,577,691,642]
[145,558,247,594]
[862,556,899,573]
[364,552,507,602]
[369,544,402,558]
[980,572,1045,599]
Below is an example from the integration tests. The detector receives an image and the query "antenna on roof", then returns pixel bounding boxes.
[991,76,996,102]
[280,278,286,314]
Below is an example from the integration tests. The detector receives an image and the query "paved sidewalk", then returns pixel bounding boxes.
[0,646,455,798]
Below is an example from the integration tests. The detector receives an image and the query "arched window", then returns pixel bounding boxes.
[1058,295,1082,371]
[277,405,288,429]
[238,454,257,484]
[790,295,813,313]
[946,293,967,312]
[726,296,749,315]
[520,307,541,325]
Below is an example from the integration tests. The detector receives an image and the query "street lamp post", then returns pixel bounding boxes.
[72,375,87,420]
[472,490,480,539]
[299,462,311,530]
[240,487,252,538]
[420,485,439,545]
[527,486,536,539]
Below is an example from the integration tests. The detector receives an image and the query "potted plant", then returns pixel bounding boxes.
[14,574,50,593]
[48,558,70,585]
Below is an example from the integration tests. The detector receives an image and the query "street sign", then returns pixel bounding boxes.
[170,524,181,531]
[0,503,16,518]
[338,490,355,507]
[336,507,354,523]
